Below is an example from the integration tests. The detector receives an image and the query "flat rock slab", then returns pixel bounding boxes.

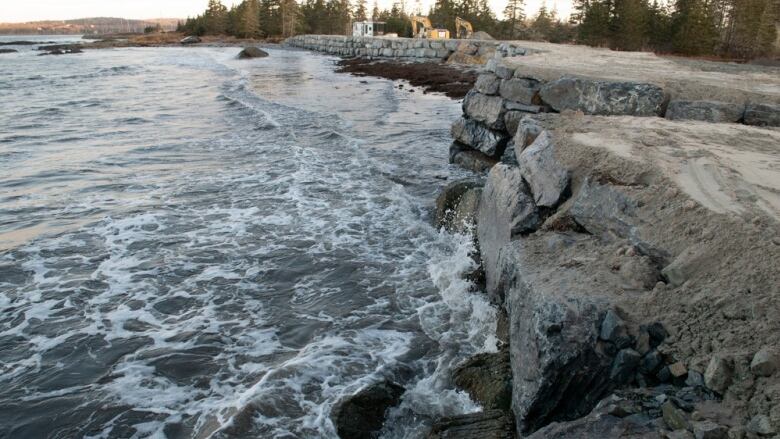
[539,77,665,116]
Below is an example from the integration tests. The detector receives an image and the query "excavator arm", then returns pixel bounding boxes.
[410,15,433,38]
[455,17,473,39]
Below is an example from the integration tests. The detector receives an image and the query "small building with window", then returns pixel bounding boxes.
[352,21,386,37]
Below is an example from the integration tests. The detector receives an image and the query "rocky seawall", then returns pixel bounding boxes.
[287,36,780,438]
[285,35,529,63]
[435,53,780,438]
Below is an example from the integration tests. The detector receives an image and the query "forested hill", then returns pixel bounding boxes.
[0,18,181,35]
[180,0,778,60]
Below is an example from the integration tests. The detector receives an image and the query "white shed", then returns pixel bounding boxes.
[352,21,386,37]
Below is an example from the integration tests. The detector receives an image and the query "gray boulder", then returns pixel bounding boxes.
[238,46,269,59]
[331,380,405,439]
[475,73,502,95]
[665,100,744,123]
[539,77,665,116]
[704,356,732,395]
[498,234,620,433]
[743,103,780,127]
[495,64,515,80]
[499,77,540,105]
[463,91,507,130]
[180,36,201,45]
[477,164,540,295]
[514,116,543,153]
[750,347,778,377]
[451,117,509,157]
[427,410,515,439]
[568,177,638,239]
[450,142,499,173]
[517,131,570,208]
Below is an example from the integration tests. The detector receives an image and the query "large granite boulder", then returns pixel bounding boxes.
[477,164,540,297]
[463,91,507,130]
[539,77,665,117]
[450,142,499,173]
[475,73,502,95]
[451,117,509,157]
[513,116,543,153]
[331,380,405,439]
[238,46,269,59]
[427,410,515,439]
[453,348,512,411]
[497,234,630,434]
[665,100,744,123]
[499,78,541,105]
[743,103,780,127]
[517,131,570,208]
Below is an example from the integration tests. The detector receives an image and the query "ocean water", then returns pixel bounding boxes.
[0,37,497,438]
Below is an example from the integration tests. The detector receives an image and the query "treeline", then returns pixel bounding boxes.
[571,0,778,58]
[179,0,778,59]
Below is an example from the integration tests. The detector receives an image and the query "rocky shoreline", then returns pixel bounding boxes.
[287,35,780,438]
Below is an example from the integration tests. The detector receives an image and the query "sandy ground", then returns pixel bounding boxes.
[503,41,780,105]
[536,112,780,427]
[564,116,780,220]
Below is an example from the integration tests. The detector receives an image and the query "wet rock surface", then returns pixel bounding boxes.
[451,117,508,157]
[453,348,512,411]
[331,380,405,439]
[427,410,515,439]
[450,142,499,173]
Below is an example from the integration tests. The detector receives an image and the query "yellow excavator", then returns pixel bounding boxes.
[410,16,450,39]
[455,17,474,39]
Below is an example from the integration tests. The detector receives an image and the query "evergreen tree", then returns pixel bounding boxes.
[612,0,649,50]
[205,0,229,34]
[372,0,381,20]
[238,0,261,37]
[670,0,718,54]
[502,0,525,38]
[354,0,369,20]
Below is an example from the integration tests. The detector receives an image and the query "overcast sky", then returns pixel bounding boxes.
[0,0,572,24]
